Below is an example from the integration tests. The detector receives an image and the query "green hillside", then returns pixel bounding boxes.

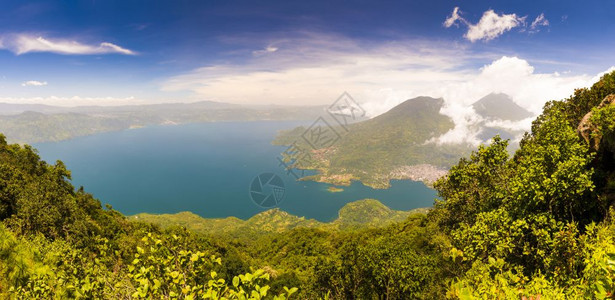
[131,199,426,237]
[2,71,615,298]
[132,209,321,238]
[332,199,427,229]
[274,96,473,188]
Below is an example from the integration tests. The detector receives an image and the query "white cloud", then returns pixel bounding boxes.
[21,80,48,87]
[530,14,550,32]
[252,46,279,56]
[429,56,600,144]
[465,10,525,42]
[162,33,476,108]
[445,8,552,42]
[0,34,136,55]
[443,7,466,28]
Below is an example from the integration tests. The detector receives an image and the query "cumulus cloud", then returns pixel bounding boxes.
[21,80,47,87]
[161,33,610,145]
[445,8,550,42]
[465,10,525,42]
[429,56,598,144]
[0,34,136,55]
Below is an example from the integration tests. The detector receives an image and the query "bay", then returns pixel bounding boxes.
[34,121,437,222]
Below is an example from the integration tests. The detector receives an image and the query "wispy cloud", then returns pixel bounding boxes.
[530,13,550,32]
[21,80,48,87]
[445,7,550,42]
[162,33,478,107]
[252,45,279,56]
[443,7,467,28]
[0,34,136,55]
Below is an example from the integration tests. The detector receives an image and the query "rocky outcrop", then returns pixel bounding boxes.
[577,94,615,151]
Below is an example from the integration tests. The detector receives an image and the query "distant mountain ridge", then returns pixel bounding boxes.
[0,101,327,143]
[0,103,67,115]
[0,100,239,115]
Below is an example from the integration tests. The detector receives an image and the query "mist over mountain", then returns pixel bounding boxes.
[465,93,533,143]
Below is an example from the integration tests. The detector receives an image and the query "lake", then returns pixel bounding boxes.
[34,121,437,222]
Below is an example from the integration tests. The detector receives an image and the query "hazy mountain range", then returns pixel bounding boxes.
[0,101,327,143]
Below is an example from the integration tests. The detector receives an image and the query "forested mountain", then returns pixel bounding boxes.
[274,96,473,188]
[273,94,535,189]
[1,71,615,298]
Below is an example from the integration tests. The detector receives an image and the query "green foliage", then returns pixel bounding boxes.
[510,105,596,223]
[449,219,615,299]
[0,134,128,247]
[125,232,295,299]
[433,136,511,230]
[590,102,615,138]
[562,71,615,126]
[5,229,297,299]
[437,71,615,298]
[310,215,449,299]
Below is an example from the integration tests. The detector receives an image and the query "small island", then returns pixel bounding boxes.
[327,186,344,193]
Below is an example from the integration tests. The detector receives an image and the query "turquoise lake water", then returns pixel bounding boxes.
[34,121,437,222]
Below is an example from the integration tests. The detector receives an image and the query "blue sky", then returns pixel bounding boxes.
[0,0,614,114]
